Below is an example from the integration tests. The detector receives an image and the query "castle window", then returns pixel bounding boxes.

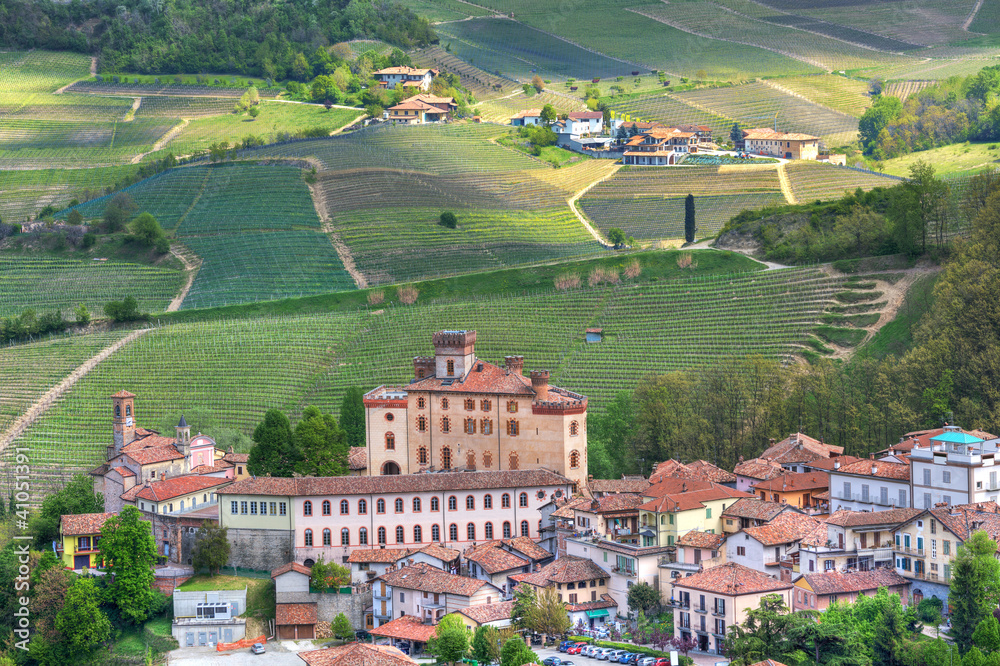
[125,405,131,416]
[507,419,519,437]
[303,501,312,516]
[521,520,530,537]
[441,398,449,410]
[466,496,475,510]
[385,413,394,422]
[304,529,313,547]
[323,528,331,546]
[417,397,426,409]
[465,399,475,411]
[432,525,441,541]
[481,419,493,436]
[340,500,348,515]
[503,521,512,538]
[570,421,580,437]
[483,450,493,468]
[519,492,528,507]
[431,497,440,511]
[418,446,428,465]
[449,524,458,541]
[442,417,451,434]
[442,447,452,469]
[414,525,422,542]
[359,499,367,514]
[377,499,386,514]
[321,500,330,516]
[447,360,455,376]
[485,522,494,539]
[396,526,405,543]
[465,418,476,435]
[413,497,421,512]
[449,495,458,511]
[115,405,121,417]
[385,432,395,450]
[467,523,476,540]
[342,528,350,546]
[509,451,519,470]
[507,400,518,413]
[502,493,511,508]
[395,498,404,513]
[359,528,368,545]
[481,399,491,411]
[484,494,493,509]
[570,450,581,469]
[417,416,427,433]
[378,527,386,544]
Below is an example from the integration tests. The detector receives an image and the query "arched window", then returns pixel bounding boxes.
[303,501,312,516]
[660,515,666,525]
[483,450,493,468]
[431,497,440,512]
[467,523,476,540]
[519,492,528,507]
[378,527,386,544]
[395,498,404,513]
[441,398,449,410]
[396,526,405,543]
[484,494,493,509]
[339,500,348,515]
[465,418,476,435]
[385,432,395,450]
[447,359,455,376]
[359,527,368,545]
[382,461,400,475]
[115,404,121,417]
[507,400,518,413]
[417,396,426,409]
[501,493,511,508]
[442,446,452,469]
[417,416,427,433]
[502,521,512,538]
[359,499,367,514]
[125,405,131,416]
[466,496,475,510]
[448,496,457,511]
[465,399,475,411]
[449,524,458,541]
[467,450,476,469]
[570,450,581,469]
[441,417,451,434]
[521,520,529,537]
[341,528,350,546]
[432,525,440,542]
[570,421,580,437]
[418,446,428,464]
[482,419,493,435]
[323,528,332,546]
[304,529,313,546]
[485,522,494,539]
[414,525,422,542]
[377,499,386,514]
[509,451,519,470]
[507,419,519,437]
[481,399,491,411]
[413,498,421,512]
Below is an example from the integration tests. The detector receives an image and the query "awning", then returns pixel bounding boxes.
[586,609,610,618]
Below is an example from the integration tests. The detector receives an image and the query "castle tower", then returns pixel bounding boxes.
[111,390,137,457]
[432,330,477,379]
[175,415,191,459]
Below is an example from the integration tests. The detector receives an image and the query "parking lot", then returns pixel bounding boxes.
[543,642,729,666]
[167,639,318,665]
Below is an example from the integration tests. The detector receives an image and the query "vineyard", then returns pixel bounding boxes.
[397,0,492,22]
[882,80,934,101]
[783,162,901,203]
[0,165,134,223]
[765,75,872,118]
[0,51,92,93]
[2,263,858,488]
[65,80,281,98]
[411,46,515,100]
[0,118,177,168]
[605,93,731,136]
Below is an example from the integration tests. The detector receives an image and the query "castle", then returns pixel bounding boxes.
[363,331,588,491]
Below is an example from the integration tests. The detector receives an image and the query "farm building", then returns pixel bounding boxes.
[510,109,543,126]
[374,66,439,91]
[739,128,820,160]
[622,127,700,166]
[387,95,457,124]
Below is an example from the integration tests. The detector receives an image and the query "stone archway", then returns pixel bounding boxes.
[382,461,401,475]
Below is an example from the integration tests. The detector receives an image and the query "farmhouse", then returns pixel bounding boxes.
[510,109,543,126]
[793,569,909,612]
[739,128,820,160]
[363,330,589,490]
[58,512,114,570]
[374,66,438,91]
[565,111,604,134]
[622,127,700,165]
[387,95,457,124]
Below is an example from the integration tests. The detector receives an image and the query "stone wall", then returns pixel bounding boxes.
[227,527,295,571]
[277,588,372,629]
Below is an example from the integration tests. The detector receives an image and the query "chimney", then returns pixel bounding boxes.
[530,370,550,401]
[834,461,840,470]
[505,356,524,375]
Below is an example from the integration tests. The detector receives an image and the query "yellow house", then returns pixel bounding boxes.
[58,512,114,570]
[639,483,752,547]
[453,601,515,630]
[750,471,828,511]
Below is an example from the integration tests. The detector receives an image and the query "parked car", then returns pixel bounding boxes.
[606,650,627,661]
[637,657,658,666]
[597,648,616,661]
[559,641,575,653]
[561,661,575,666]
[626,654,643,665]
[581,645,599,658]
[544,657,563,666]
[651,658,671,666]
[250,643,265,655]
[617,653,635,663]
[567,643,588,655]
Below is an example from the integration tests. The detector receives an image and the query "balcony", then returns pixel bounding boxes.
[678,619,691,629]
[611,566,637,577]
[909,570,950,583]
[896,546,925,557]
[694,606,707,614]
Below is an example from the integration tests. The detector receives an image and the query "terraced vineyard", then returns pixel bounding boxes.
[0,93,135,122]
[3,264,855,488]
[474,91,584,124]
[0,165,134,223]
[65,80,281,98]
[784,162,901,203]
[411,46,515,99]
[766,75,871,118]
[882,80,934,100]
[605,93,730,135]
[0,51,92,93]
[0,256,185,317]
[0,118,177,168]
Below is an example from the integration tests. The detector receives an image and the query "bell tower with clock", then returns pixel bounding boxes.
[111,390,137,456]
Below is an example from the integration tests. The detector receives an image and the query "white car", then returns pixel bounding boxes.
[596,648,615,661]
[582,646,599,658]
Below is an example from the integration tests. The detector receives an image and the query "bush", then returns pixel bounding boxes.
[81,232,97,249]
[439,211,458,228]
[104,296,148,322]
[607,228,626,246]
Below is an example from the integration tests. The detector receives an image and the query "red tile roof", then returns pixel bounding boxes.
[833,459,910,481]
[128,475,232,502]
[758,433,843,464]
[742,512,822,546]
[299,643,417,666]
[588,477,651,494]
[516,555,608,587]
[722,498,796,522]
[349,447,367,471]
[465,543,530,574]
[110,390,136,398]
[379,562,493,596]
[60,512,115,536]
[677,531,725,550]
[415,543,461,562]
[190,462,233,475]
[567,112,603,120]
[123,446,185,465]
[805,455,863,471]
[371,615,437,643]
[672,562,791,596]
[272,562,312,578]
[640,485,752,513]
[565,593,617,612]
[645,476,716,497]
[800,569,909,595]
[734,458,786,481]
[581,493,645,514]
[551,497,591,519]
[743,128,819,141]
[276,603,317,625]
[348,548,415,564]
[375,66,436,76]
[223,451,249,464]
[502,536,551,561]
[752,471,829,493]
[511,109,542,119]
[685,460,737,484]
[457,600,516,625]
[825,508,923,528]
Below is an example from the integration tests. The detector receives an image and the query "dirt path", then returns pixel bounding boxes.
[0,328,151,456]
[777,163,797,204]
[331,113,367,136]
[131,118,189,164]
[166,245,201,312]
[124,96,141,121]
[964,0,986,30]
[53,56,98,94]
[566,163,621,247]
[306,166,368,289]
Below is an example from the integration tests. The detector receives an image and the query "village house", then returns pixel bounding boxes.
[796,507,921,576]
[588,475,652,497]
[669,562,793,655]
[455,600,516,630]
[347,548,415,585]
[376,561,501,627]
[827,455,911,512]
[726,511,823,574]
[58,512,114,570]
[793,569,910,612]
[387,94,457,124]
[733,458,786,493]
[573,493,644,542]
[622,127,699,166]
[465,536,552,591]
[548,496,592,557]
[511,554,611,606]
[363,331,588,491]
[565,111,604,134]
[721,498,803,535]
[738,128,820,160]
[659,530,726,583]
[564,535,670,615]
[374,66,438,91]
[648,460,735,487]
[758,433,844,473]
[910,425,1000,509]
[510,109,543,126]
[371,615,437,655]
[217,469,570,572]
[751,471,829,512]
[638,481,752,547]
[672,124,713,145]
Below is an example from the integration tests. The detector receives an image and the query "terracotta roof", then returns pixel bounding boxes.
[588,477,652,494]
[190,462,233,475]
[814,491,830,501]
[121,433,177,452]
[516,555,608,587]
[349,447,367,471]
[272,562,312,578]
[110,390,136,398]
[581,494,644,514]
[379,562,493,596]
[217,469,572,497]
[276,603,317,625]
[223,452,249,464]
[685,460,737,484]
[371,615,437,642]
[465,543,530,574]
[128,475,232,502]
[410,94,456,107]
[758,434,843,464]
[805,455,863,471]
[551,497,591,519]
[502,536,551,561]
[742,512,821,546]
[833,459,910,481]
[566,593,617,612]
[798,518,830,548]
[928,504,1000,543]
[390,99,446,112]
[677,530,725,550]
[825,508,923,528]
[722,498,794,522]
[512,109,542,119]
[640,485,751,513]
[124,446,185,465]
[110,466,135,478]
[60,512,115,536]
[299,643,417,666]
[645,476,716,497]
[671,562,791,596]
[743,128,819,141]
[375,66,436,76]
[403,359,586,406]
[457,600,515,624]
[347,549,414,564]
[567,112,603,120]
[752,471,829,493]
[415,543,461,562]
[734,458,786,481]
[800,569,909,595]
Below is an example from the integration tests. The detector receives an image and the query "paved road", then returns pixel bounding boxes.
[168,640,317,665]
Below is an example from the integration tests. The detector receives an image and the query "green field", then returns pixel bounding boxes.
[396,0,491,22]
[0,165,135,223]
[879,142,1000,178]
[0,51,92,93]
[784,162,903,202]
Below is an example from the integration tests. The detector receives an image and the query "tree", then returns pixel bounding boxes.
[103,193,135,233]
[103,295,146,322]
[440,211,458,228]
[472,625,502,664]
[67,209,83,226]
[99,506,157,624]
[340,386,366,448]
[28,473,103,547]
[427,613,469,664]
[332,612,353,642]
[131,212,169,253]
[952,531,1000,652]
[684,193,696,243]
[859,95,901,153]
[295,405,349,477]
[26,566,73,665]
[511,583,537,630]
[500,637,538,666]
[531,75,544,93]
[975,616,1000,654]
[626,581,660,616]
[192,521,230,575]
[528,587,571,642]
[904,160,951,250]
[311,555,351,589]
[248,408,300,477]
[54,577,110,662]
[208,141,230,162]
[729,122,743,145]
[73,303,90,325]
[723,594,800,666]
[248,105,260,119]
[607,227,626,246]
[540,104,557,125]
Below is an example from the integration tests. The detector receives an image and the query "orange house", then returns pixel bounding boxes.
[752,471,828,510]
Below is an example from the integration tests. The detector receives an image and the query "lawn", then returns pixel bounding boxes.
[880,142,1000,178]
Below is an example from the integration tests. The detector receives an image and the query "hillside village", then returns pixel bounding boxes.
[46,329,1000,663]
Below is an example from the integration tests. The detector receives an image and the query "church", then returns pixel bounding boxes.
[362,331,588,491]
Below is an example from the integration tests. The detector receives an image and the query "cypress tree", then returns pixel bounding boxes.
[340,386,366,448]
[684,193,696,243]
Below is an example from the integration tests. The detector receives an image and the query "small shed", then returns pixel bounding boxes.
[276,602,318,639]
[586,328,603,343]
